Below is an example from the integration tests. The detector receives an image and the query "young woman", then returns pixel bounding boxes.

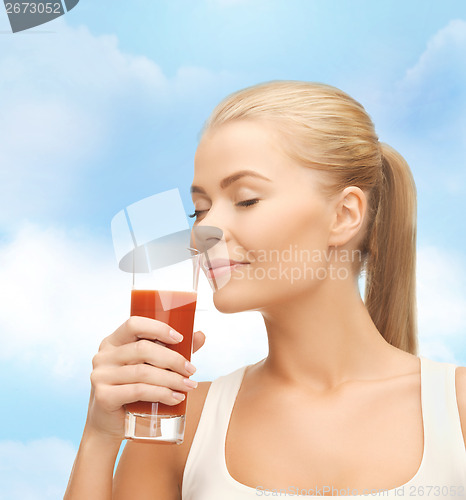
[65,81,466,499]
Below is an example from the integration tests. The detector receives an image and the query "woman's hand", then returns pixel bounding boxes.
[84,317,206,441]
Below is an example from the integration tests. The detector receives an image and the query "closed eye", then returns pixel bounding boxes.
[188,198,260,220]
[188,209,207,220]
[236,198,260,208]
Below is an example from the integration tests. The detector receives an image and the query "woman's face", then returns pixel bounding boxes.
[190,119,338,314]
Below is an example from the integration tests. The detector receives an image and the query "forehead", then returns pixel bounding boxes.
[194,120,290,176]
[192,120,330,196]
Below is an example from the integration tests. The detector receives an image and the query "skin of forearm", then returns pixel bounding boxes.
[64,426,123,500]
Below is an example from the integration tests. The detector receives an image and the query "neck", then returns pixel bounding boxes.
[259,274,399,392]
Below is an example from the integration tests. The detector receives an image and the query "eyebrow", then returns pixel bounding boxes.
[190,169,271,195]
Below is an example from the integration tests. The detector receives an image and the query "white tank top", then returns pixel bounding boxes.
[182,356,466,498]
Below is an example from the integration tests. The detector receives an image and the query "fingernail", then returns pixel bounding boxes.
[169,329,183,342]
[185,361,196,375]
[183,378,198,389]
[172,391,186,401]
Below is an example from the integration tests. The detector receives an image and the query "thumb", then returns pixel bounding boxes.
[192,330,206,353]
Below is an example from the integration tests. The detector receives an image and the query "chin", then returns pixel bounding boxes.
[212,293,247,314]
[211,286,263,314]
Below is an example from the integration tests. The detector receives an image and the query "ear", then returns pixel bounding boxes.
[327,186,367,248]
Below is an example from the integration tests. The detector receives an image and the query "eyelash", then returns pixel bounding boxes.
[188,199,260,220]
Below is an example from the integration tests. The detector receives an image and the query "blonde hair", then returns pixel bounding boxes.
[200,80,418,355]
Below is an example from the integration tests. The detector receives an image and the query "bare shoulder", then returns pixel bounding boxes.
[455,366,466,449]
[113,381,212,500]
[175,381,213,487]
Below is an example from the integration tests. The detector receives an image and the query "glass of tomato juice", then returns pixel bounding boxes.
[124,252,201,444]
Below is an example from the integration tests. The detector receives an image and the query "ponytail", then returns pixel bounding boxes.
[364,143,418,354]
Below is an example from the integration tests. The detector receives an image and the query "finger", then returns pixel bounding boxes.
[93,340,196,378]
[103,316,184,349]
[92,364,198,393]
[192,330,206,354]
[94,383,187,412]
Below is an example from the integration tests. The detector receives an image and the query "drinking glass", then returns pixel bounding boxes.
[110,189,228,443]
[111,189,201,443]
[125,253,201,443]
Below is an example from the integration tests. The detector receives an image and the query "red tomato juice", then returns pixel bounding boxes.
[127,289,197,417]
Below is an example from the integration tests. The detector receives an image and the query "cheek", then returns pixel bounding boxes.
[240,204,327,258]
[211,199,332,312]
[224,211,329,302]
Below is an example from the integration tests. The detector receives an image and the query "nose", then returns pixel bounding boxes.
[190,225,224,253]
[193,201,232,242]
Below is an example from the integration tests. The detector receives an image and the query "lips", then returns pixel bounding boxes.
[204,258,249,280]
[207,258,248,270]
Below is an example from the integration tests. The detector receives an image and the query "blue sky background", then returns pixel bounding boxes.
[0,1,465,497]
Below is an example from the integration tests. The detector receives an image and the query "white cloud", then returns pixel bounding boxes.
[0,223,129,383]
[352,20,466,198]
[401,19,466,93]
[397,18,466,144]
[416,245,466,363]
[0,17,243,230]
[389,20,466,194]
[0,20,169,105]
[0,21,151,228]
[0,437,76,500]
[386,19,466,123]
